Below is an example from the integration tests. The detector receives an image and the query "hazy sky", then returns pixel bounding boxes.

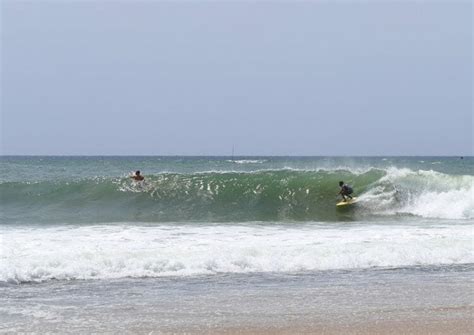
[1,1,472,156]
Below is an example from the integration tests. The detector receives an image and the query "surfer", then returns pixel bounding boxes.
[130,170,145,181]
[338,181,353,202]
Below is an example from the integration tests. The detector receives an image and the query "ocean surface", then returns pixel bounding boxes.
[1,156,473,332]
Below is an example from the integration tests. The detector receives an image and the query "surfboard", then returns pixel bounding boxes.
[336,197,357,207]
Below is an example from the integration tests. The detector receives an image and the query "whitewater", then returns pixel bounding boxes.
[1,156,473,284]
[2,222,472,283]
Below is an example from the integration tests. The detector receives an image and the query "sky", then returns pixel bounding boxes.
[1,1,472,156]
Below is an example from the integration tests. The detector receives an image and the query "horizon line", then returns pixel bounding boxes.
[1,154,471,158]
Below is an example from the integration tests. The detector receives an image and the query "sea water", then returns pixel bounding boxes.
[1,156,473,332]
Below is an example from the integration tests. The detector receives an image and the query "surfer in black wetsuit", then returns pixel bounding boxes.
[338,181,353,202]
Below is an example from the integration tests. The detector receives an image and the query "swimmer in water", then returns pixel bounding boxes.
[130,170,144,181]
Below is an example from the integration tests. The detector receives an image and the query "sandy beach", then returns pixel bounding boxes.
[218,318,473,335]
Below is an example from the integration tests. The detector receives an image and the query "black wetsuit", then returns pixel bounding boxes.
[340,184,353,200]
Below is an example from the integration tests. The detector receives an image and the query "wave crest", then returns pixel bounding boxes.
[1,168,472,223]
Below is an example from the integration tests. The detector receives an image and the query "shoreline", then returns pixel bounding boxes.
[2,266,473,334]
[215,316,474,335]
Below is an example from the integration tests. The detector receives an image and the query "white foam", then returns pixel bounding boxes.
[1,223,472,283]
[360,168,474,220]
[401,188,474,220]
[233,160,266,164]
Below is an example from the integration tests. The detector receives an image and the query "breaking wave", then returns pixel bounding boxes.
[1,224,472,283]
[1,168,472,223]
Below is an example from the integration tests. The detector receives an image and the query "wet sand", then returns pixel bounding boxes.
[2,266,473,334]
[216,310,473,334]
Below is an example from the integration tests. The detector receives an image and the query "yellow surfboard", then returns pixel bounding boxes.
[336,197,358,207]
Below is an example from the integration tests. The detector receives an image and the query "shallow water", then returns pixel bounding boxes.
[1,265,472,333]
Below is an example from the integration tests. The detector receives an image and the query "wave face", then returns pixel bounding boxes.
[1,167,473,223]
[2,224,472,283]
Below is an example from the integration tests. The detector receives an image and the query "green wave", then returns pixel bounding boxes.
[2,168,471,223]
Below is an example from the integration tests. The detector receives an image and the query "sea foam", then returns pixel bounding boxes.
[1,223,472,283]
[359,168,474,219]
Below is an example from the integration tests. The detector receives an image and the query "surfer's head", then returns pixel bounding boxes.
[135,170,141,175]
[339,181,344,186]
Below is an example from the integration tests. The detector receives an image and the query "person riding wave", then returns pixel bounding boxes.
[338,181,353,202]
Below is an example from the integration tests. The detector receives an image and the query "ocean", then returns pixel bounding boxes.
[1,156,473,333]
